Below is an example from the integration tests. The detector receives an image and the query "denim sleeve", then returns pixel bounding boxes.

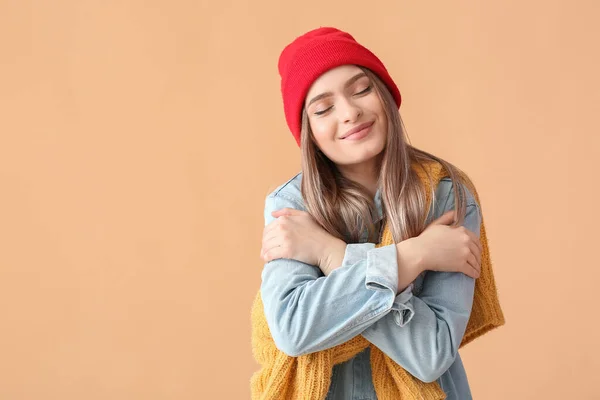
[260,193,400,357]
[342,243,417,327]
[360,180,481,383]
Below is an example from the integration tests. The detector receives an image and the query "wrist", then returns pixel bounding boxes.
[320,237,347,275]
[396,239,424,291]
[397,238,424,271]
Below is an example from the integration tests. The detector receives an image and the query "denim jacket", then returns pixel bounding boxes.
[260,172,482,400]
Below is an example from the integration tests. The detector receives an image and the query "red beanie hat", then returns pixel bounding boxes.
[278,27,402,147]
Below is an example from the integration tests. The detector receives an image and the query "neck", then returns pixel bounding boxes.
[337,154,382,198]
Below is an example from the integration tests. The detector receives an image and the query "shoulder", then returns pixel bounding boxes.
[263,172,305,225]
[413,159,478,209]
[434,177,478,209]
[265,171,305,208]
[429,176,482,231]
[428,176,481,227]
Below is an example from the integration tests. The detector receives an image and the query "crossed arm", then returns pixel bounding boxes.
[260,180,481,382]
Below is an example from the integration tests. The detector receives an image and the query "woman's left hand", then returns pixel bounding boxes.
[260,208,342,270]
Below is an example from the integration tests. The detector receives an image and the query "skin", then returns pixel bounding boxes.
[302,65,387,198]
[260,65,482,292]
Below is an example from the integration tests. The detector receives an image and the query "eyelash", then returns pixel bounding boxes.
[314,85,372,116]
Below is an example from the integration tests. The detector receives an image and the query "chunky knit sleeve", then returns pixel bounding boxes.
[360,178,481,383]
[260,192,401,357]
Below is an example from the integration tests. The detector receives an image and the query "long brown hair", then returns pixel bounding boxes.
[299,66,472,244]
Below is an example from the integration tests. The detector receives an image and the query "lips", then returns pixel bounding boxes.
[341,121,375,139]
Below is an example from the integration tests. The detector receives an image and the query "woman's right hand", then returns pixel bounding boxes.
[407,210,483,279]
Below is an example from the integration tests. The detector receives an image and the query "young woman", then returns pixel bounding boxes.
[255,27,489,400]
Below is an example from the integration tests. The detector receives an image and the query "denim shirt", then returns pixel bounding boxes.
[260,172,482,400]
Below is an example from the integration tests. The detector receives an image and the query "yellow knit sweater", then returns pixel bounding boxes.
[250,160,505,400]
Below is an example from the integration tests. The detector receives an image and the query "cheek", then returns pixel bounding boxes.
[309,118,337,141]
[370,102,388,134]
[378,117,388,136]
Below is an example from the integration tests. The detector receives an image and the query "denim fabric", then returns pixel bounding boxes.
[260,172,481,400]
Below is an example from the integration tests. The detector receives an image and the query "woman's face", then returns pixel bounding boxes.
[304,65,388,167]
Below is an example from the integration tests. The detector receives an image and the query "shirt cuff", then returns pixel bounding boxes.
[342,242,376,267]
[365,244,399,295]
[390,283,415,327]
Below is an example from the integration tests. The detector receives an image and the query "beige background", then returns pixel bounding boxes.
[1,1,599,399]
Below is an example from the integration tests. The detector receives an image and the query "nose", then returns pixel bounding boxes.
[338,96,362,123]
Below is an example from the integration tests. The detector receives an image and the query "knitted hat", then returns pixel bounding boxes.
[278,27,402,147]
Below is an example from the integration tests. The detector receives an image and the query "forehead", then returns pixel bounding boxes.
[305,65,366,97]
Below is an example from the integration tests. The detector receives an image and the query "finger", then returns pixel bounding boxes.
[271,208,303,217]
[264,213,293,238]
[262,219,279,238]
[462,228,483,256]
[467,230,483,255]
[271,209,288,217]
[466,253,481,279]
[466,237,482,266]
[431,210,456,226]
[262,227,286,258]
[261,233,281,256]
[262,244,285,263]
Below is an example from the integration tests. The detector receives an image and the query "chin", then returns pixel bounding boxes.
[343,146,383,165]
[362,134,386,153]
[330,135,386,164]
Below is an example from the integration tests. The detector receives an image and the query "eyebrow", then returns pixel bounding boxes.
[306,72,368,108]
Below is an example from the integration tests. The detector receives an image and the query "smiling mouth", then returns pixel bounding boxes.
[341,121,375,140]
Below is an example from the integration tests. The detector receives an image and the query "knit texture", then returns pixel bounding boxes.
[250,160,505,399]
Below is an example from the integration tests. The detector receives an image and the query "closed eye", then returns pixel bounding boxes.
[355,85,372,95]
[313,86,372,116]
[314,106,332,116]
